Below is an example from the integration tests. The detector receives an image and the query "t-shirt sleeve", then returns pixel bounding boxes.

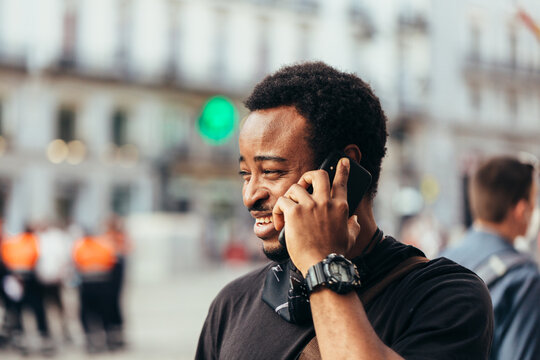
[195,297,222,360]
[495,273,540,360]
[389,264,494,360]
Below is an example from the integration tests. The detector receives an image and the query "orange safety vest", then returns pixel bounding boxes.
[72,236,116,274]
[1,232,39,272]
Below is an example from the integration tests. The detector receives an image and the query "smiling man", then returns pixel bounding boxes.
[196,62,493,359]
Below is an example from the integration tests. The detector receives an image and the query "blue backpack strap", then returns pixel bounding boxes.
[474,252,532,287]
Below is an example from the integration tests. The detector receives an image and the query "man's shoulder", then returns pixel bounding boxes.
[211,262,274,305]
[400,256,492,305]
[409,256,486,287]
[439,229,511,270]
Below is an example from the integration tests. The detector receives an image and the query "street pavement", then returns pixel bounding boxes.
[0,263,259,360]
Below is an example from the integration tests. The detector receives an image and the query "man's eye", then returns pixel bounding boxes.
[263,170,285,176]
[238,171,250,180]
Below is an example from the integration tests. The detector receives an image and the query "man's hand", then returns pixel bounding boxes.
[272,157,361,275]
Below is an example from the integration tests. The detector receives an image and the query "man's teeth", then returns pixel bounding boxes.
[256,217,272,224]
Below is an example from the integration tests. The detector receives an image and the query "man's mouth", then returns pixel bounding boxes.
[252,214,277,240]
[255,216,273,224]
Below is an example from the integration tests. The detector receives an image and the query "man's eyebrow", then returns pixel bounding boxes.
[238,155,287,163]
[254,155,287,162]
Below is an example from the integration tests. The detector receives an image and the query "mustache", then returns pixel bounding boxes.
[248,202,272,213]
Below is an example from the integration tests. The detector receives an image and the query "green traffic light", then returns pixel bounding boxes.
[197,96,237,145]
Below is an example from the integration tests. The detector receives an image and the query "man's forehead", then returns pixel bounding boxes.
[240,106,305,135]
[238,107,313,165]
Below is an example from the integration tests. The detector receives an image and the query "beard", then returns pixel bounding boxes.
[262,243,290,263]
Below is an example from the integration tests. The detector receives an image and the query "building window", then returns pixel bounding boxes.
[298,22,311,60]
[111,185,131,216]
[256,16,270,78]
[111,109,128,146]
[165,0,180,80]
[162,108,189,154]
[469,22,481,61]
[116,0,133,74]
[57,107,76,142]
[0,100,3,136]
[55,182,78,223]
[507,89,518,119]
[0,180,9,218]
[469,85,482,112]
[509,25,517,68]
[291,0,319,14]
[212,8,229,83]
[175,198,191,213]
[60,0,78,68]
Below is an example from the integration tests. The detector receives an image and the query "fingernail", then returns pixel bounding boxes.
[342,157,350,169]
[353,215,358,223]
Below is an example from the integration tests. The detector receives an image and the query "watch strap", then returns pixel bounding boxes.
[306,262,326,292]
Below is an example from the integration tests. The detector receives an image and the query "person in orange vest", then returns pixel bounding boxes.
[103,214,131,350]
[72,228,117,353]
[0,224,54,356]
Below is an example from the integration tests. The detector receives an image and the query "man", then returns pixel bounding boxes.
[73,229,117,353]
[35,222,73,343]
[196,62,493,359]
[442,156,540,360]
[1,224,54,356]
[103,215,131,350]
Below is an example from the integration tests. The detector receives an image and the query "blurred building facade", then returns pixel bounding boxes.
[395,0,540,235]
[0,0,399,267]
[1,0,537,264]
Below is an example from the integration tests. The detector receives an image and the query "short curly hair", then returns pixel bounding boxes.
[244,61,388,198]
[470,156,535,223]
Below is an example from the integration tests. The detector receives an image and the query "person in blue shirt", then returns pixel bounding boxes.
[442,155,540,360]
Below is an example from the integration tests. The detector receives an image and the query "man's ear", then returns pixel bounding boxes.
[512,199,529,221]
[343,144,362,163]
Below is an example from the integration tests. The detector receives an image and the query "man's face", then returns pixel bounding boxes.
[239,106,315,261]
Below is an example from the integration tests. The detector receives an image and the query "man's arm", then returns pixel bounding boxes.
[273,158,403,359]
[310,289,402,359]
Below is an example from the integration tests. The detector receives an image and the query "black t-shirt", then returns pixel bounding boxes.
[196,237,493,360]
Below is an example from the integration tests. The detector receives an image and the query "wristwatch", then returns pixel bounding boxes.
[305,253,361,294]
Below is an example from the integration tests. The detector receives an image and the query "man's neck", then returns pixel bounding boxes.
[473,220,516,244]
[347,200,379,258]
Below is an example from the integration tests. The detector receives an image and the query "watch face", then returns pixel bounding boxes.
[329,260,351,282]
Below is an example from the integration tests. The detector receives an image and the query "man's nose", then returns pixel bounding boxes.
[243,178,270,209]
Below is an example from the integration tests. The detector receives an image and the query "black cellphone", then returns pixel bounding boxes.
[278,151,372,247]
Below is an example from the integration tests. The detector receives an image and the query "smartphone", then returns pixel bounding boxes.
[278,150,372,247]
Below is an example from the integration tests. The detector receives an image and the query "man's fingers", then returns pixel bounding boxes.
[331,157,350,200]
[285,184,313,205]
[272,196,296,231]
[297,170,331,199]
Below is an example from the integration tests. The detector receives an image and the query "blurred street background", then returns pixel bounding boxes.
[0,0,540,358]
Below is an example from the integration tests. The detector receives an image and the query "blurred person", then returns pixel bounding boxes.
[0,224,54,356]
[35,221,73,344]
[103,214,131,349]
[72,228,117,353]
[0,219,9,348]
[223,238,249,264]
[400,213,447,259]
[196,62,493,359]
[441,156,540,360]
